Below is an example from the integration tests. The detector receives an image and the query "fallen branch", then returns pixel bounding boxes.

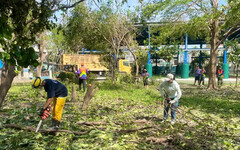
[146,136,169,146]
[76,119,151,127]
[4,124,89,135]
[118,126,153,134]
[77,121,109,126]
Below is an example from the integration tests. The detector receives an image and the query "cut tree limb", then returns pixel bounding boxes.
[4,124,89,135]
[82,82,99,109]
[76,119,151,127]
[71,83,77,101]
[118,126,153,134]
[77,121,109,126]
[146,136,169,146]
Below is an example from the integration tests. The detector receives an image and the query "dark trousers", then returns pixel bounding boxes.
[199,75,205,85]
[218,76,223,86]
[79,79,86,92]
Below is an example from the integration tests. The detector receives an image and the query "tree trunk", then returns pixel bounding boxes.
[36,32,46,77]
[135,60,139,85]
[0,63,17,108]
[208,45,218,89]
[71,83,77,101]
[82,82,98,109]
[208,20,219,89]
[169,60,172,73]
[111,58,116,85]
[116,50,119,73]
[236,65,239,87]
[128,48,139,84]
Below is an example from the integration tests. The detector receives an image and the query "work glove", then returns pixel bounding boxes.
[39,105,51,119]
[164,97,171,101]
[169,100,176,104]
[39,108,45,117]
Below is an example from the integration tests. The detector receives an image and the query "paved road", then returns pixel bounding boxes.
[174,78,237,84]
[12,77,238,84]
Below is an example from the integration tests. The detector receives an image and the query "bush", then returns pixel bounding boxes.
[57,71,78,83]
[87,72,97,84]
[117,73,135,84]
[57,71,67,81]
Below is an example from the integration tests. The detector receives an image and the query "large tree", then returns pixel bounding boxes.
[0,0,84,108]
[65,3,138,84]
[143,0,240,89]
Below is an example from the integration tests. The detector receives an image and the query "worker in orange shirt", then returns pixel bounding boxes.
[217,66,224,86]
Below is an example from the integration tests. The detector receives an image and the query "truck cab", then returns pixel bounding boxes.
[119,59,131,74]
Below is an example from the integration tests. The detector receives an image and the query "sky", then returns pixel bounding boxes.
[53,0,229,24]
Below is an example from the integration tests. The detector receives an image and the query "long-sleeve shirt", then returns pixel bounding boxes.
[142,72,149,81]
[159,80,182,101]
[142,72,149,77]
[77,67,89,79]
[195,69,201,77]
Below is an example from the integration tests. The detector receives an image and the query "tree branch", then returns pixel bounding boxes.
[26,0,85,25]
[5,124,89,135]
[52,0,85,12]
[173,0,199,22]
[217,25,240,47]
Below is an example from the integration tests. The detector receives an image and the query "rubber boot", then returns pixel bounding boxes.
[50,119,60,131]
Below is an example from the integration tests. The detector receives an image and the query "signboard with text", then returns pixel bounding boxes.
[62,54,108,71]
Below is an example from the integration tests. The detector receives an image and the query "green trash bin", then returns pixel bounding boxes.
[181,63,189,78]
[145,63,152,77]
[222,63,229,79]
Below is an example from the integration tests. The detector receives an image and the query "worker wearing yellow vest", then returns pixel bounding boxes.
[217,66,224,86]
[77,62,89,92]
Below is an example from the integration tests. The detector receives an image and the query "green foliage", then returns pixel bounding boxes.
[135,48,148,69]
[47,27,66,64]
[57,71,78,83]
[142,0,240,88]
[117,73,135,84]
[64,2,138,84]
[155,45,179,62]
[0,0,54,67]
[86,72,97,84]
[64,3,110,52]
[1,82,240,149]
[142,0,240,47]
[225,40,240,67]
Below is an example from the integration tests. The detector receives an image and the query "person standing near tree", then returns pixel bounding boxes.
[194,66,201,85]
[32,77,68,130]
[159,73,182,124]
[217,66,224,86]
[199,67,207,85]
[142,69,150,88]
[77,62,89,92]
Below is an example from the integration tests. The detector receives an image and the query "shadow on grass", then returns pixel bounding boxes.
[180,95,240,117]
[98,82,123,91]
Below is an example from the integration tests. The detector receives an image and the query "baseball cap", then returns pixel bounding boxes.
[165,73,174,81]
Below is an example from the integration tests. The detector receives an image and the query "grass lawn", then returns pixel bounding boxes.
[0,80,240,150]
